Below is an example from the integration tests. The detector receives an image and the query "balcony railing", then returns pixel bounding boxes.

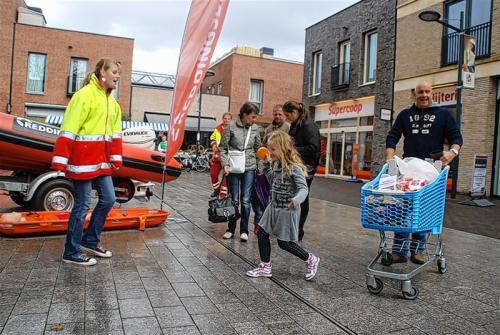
[331,63,350,89]
[442,21,491,66]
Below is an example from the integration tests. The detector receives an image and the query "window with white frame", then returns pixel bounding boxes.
[339,40,351,85]
[68,58,88,94]
[27,53,47,94]
[215,81,222,95]
[249,79,264,113]
[312,51,322,95]
[363,31,377,83]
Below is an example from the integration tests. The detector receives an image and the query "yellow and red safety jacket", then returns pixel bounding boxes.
[210,123,225,148]
[51,74,123,180]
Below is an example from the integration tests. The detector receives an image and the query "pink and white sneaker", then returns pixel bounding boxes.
[305,253,320,281]
[246,262,272,278]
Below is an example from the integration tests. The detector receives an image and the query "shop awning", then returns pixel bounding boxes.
[144,113,216,132]
[45,115,168,132]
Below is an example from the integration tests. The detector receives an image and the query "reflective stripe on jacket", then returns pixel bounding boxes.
[51,74,123,180]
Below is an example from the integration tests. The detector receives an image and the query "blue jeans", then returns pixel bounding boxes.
[392,232,427,258]
[227,170,255,235]
[63,175,116,258]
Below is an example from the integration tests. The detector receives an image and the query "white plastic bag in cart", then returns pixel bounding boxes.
[393,156,439,183]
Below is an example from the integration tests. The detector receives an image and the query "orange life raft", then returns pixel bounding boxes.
[0,113,181,183]
[0,208,170,237]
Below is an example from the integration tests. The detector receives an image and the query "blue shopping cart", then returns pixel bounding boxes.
[360,163,449,300]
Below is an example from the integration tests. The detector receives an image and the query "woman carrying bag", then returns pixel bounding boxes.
[219,102,261,241]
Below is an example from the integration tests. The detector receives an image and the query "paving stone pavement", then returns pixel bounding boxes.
[0,171,499,334]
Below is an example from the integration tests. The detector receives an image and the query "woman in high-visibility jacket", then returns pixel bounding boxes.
[209,112,232,197]
[51,59,122,266]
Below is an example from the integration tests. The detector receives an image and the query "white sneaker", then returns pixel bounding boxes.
[246,262,272,278]
[240,233,248,242]
[223,232,233,239]
[305,253,320,281]
[81,245,112,258]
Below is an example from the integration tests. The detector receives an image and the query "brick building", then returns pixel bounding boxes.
[130,71,229,148]
[1,0,134,121]
[394,0,500,196]
[203,46,303,124]
[303,0,397,179]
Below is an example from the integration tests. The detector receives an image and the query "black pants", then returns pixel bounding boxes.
[257,228,309,263]
[298,174,315,241]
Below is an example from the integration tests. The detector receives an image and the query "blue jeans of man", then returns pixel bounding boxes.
[63,175,116,258]
[392,232,427,258]
[227,170,255,235]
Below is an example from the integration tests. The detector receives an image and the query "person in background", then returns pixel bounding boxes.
[282,101,320,241]
[386,80,463,264]
[158,133,168,152]
[220,102,261,242]
[52,58,123,266]
[246,131,320,280]
[209,112,232,197]
[263,104,290,144]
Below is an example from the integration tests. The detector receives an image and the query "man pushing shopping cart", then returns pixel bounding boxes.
[361,81,463,299]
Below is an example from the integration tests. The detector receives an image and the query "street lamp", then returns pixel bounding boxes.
[196,70,215,153]
[419,10,464,199]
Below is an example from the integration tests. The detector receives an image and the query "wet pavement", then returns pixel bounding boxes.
[0,171,499,334]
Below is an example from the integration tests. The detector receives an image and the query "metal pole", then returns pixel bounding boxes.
[196,84,203,155]
[450,12,464,199]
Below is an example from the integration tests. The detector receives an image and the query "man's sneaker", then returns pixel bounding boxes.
[210,191,218,198]
[391,252,408,264]
[305,253,320,281]
[410,253,426,265]
[81,245,112,258]
[240,233,248,242]
[62,255,97,266]
[223,231,233,239]
[246,262,272,278]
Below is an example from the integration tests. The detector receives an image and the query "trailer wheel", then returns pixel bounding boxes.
[113,178,135,203]
[9,192,32,208]
[32,179,75,211]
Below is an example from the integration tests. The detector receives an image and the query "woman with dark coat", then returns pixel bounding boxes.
[282,101,320,241]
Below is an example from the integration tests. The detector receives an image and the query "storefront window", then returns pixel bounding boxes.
[358,132,373,173]
[331,118,357,128]
[329,133,342,175]
[317,134,328,175]
[359,116,374,126]
[316,120,329,129]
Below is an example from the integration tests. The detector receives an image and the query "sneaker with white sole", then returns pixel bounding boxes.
[240,233,248,242]
[305,253,320,281]
[246,262,272,278]
[81,245,112,258]
[222,231,233,239]
[62,254,97,266]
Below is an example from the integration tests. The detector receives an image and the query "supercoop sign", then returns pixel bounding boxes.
[315,96,375,121]
[13,117,60,138]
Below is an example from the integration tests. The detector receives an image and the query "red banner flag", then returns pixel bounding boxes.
[165,0,230,164]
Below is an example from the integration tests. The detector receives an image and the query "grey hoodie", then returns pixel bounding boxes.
[220,117,261,171]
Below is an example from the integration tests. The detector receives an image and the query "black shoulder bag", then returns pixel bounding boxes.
[208,176,240,223]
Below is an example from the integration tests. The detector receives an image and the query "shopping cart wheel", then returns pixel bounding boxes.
[437,258,447,274]
[367,277,384,295]
[402,287,419,300]
[381,252,393,266]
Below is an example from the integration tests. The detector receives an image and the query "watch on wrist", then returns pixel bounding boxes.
[450,148,459,156]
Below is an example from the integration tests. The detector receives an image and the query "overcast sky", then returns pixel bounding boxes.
[26,0,357,75]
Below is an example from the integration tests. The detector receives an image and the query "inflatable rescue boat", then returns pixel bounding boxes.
[0,113,181,183]
[0,208,170,237]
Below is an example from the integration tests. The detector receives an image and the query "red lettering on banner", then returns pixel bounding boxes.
[166,0,229,164]
[328,103,363,116]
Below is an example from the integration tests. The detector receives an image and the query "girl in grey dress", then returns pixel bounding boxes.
[246,131,320,280]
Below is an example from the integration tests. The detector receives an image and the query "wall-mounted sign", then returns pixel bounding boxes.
[315,96,374,121]
[431,86,457,106]
[380,108,392,121]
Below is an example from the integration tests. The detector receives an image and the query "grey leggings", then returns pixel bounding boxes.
[257,227,309,263]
